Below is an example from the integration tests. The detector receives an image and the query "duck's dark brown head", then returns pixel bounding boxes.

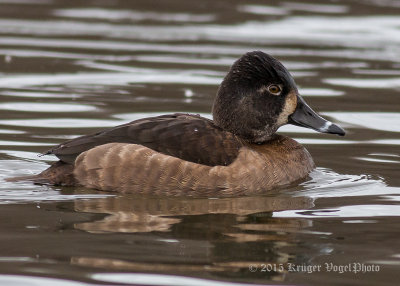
[212,51,345,143]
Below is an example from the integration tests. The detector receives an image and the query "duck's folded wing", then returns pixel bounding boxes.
[44,113,245,166]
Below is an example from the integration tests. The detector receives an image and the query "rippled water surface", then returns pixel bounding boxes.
[0,0,399,285]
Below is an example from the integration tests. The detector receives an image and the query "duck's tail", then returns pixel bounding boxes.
[6,161,77,186]
[6,174,50,184]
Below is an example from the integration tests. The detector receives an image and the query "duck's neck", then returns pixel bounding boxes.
[212,89,277,143]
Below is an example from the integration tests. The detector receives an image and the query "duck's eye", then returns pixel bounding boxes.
[268,84,282,95]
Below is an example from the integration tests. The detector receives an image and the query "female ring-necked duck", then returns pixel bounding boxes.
[10,51,345,196]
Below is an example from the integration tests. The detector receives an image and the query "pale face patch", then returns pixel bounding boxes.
[276,90,298,127]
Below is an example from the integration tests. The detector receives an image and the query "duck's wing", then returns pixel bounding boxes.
[44,113,245,166]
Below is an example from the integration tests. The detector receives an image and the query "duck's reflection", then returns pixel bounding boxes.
[69,193,316,282]
[73,194,313,234]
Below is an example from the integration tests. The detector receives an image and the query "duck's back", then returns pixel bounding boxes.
[45,113,244,167]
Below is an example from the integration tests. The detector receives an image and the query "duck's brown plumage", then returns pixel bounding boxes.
[45,113,245,167]
[9,51,345,196]
[40,134,314,196]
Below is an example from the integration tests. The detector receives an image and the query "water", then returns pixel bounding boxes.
[0,0,399,285]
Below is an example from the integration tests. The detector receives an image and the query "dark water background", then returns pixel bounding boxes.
[0,0,400,285]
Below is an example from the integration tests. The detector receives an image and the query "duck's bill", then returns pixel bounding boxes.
[288,95,345,136]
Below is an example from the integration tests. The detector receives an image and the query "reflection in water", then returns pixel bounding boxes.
[74,194,314,233]
[70,194,314,281]
[72,257,228,274]
[76,212,181,233]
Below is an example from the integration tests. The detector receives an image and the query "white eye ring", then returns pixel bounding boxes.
[268,84,282,95]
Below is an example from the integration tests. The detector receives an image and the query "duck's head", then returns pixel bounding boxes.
[212,51,345,143]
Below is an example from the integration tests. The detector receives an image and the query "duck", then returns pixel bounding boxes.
[10,51,345,196]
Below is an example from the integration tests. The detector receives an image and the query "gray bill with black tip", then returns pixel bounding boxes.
[289,95,345,136]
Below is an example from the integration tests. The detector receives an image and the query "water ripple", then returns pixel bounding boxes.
[323,112,400,133]
[0,118,122,128]
[53,8,216,23]
[0,102,96,112]
[1,16,400,53]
